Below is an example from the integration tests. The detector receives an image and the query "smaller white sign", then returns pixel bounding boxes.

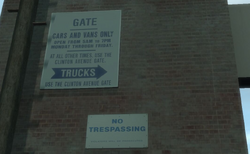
[85,114,148,149]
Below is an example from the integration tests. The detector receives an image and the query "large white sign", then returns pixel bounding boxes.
[85,114,148,149]
[40,10,121,89]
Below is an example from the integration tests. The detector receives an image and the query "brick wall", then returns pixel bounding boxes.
[0,0,19,91]
[0,0,248,154]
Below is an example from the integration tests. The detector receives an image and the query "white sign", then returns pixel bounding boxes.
[85,114,148,149]
[40,10,121,89]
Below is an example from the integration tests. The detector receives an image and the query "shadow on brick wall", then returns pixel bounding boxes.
[10,0,57,153]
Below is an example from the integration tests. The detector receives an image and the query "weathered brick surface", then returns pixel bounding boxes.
[0,0,248,154]
[0,0,19,92]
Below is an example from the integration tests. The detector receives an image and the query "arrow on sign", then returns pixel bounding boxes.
[51,65,107,79]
